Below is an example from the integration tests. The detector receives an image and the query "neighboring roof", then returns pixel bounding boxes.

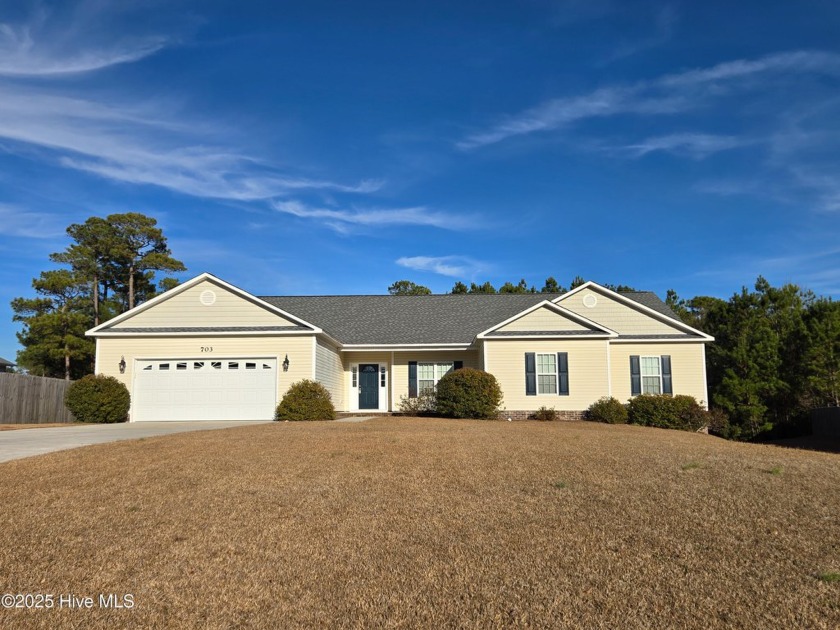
[0,356,15,366]
[261,291,685,345]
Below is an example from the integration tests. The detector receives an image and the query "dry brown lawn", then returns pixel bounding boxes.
[0,417,838,629]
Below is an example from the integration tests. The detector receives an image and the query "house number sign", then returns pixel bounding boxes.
[200,346,214,353]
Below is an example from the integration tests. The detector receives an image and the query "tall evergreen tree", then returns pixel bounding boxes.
[803,299,840,407]
[107,213,186,310]
[388,280,432,295]
[541,277,564,294]
[469,281,496,294]
[11,270,94,379]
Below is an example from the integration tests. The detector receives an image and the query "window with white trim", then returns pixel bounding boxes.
[640,356,662,394]
[418,362,454,394]
[536,353,557,394]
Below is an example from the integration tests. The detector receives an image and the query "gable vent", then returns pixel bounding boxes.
[200,290,217,306]
[583,293,597,308]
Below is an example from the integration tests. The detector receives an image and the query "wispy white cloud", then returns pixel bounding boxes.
[0,5,169,76]
[0,85,381,200]
[0,4,380,201]
[0,204,67,239]
[622,133,753,159]
[396,255,488,278]
[457,87,685,150]
[458,50,840,150]
[273,200,473,233]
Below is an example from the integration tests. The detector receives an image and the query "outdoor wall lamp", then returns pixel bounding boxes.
[118,356,126,374]
[282,355,290,372]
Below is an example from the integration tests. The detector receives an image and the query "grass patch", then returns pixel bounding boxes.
[767,465,784,475]
[817,572,840,583]
[681,461,702,470]
[0,418,838,628]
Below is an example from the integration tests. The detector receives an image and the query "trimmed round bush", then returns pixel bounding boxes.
[65,374,130,424]
[585,396,629,424]
[435,368,503,419]
[627,394,706,432]
[275,379,336,421]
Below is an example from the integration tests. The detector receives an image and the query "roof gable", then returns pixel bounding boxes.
[88,273,319,336]
[478,301,616,338]
[555,282,712,340]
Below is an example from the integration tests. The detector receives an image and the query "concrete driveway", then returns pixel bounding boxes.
[0,421,270,464]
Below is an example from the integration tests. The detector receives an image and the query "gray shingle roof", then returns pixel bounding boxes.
[0,356,15,366]
[261,291,683,345]
[105,326,309,334]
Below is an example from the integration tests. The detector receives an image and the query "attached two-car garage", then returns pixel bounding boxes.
[132,358,277,421]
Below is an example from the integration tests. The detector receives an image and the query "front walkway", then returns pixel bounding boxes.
[0,421,269,464]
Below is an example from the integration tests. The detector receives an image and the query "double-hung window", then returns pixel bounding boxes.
[525,352,569,396]
[640,357,662,394]
[536,353,557,394]
[418,362,453,394]
[409,361,463,397]
[630,355,672,395]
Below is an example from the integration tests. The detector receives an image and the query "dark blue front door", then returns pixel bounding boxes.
[359,364,379,410]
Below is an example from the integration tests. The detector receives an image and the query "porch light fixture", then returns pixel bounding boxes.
[118,356,126,374]
[282,355,290,372]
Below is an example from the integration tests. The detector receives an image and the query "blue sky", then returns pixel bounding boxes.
[2,0,840,362]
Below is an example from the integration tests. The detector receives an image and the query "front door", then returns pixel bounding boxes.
[359,364,379,410]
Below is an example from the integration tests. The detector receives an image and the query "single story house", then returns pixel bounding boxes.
[86,273,713,422]
[0,356,15,373]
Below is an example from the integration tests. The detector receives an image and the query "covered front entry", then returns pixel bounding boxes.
[133,358,277,421]
[358,364,379,410]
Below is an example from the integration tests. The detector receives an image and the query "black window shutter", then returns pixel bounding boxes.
[661,355,673,395]
[525,353,536,396]
[630,355,641,396]
[557,352,569,396]
[453,361,463,370]
[408,361,418,398]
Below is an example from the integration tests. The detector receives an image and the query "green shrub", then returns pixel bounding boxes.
[275,379,336,421]
[64,374,130,423]
[398,390,437,416]
[627,394,707,432]
[706,407,731,437]
[435,368,503,419]
[585,397,628,424]
[532,406,557,421]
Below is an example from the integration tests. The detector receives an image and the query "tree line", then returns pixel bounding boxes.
[12,213,185,380]
[387,277,635,295]
[390,275,840,440]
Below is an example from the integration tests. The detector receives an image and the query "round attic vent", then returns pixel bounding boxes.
[200,290,217,306]
[583,293,597,308]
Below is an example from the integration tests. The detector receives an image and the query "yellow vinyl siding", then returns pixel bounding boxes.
[390,350,480,407]
[97,335,314,420]
[484,339,609,411]
[496,306,591,333]
[109,280,299,329]
[610,343,708,406]
[560,290,682,335]
[315,339,344,410]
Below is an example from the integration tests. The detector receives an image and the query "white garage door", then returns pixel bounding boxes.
[133,358,277,421]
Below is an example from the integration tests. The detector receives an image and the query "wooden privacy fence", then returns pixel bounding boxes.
[0,373,76,424]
